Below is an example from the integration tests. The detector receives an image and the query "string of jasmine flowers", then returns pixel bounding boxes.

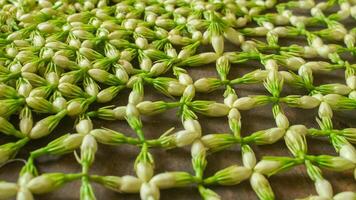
[0,0,356,199]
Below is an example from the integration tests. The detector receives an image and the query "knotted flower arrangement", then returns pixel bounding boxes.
[0,0,356,199]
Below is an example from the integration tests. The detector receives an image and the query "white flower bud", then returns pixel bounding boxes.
[175,130,200,147]
[178,74,193,85]
[140,182,159,200]
[228,108,241,121]
[27,174,68,194]
[303,46,318,58]
[167,81,186,96]
[285,56,305,70]
[299,96,320,109]
[204,103,230,117]
[191,140,206,158]
[114,106,126,120]
[150,62,167,76]
[20,116,33,135]
[346,76,356,90]
[67,101,82,116]
[136,162,154,182]
[18,82,32,97]
[126,103,139,118]
[0,182,17,199]
[46,72,59,85]
[344,34,355,48]
[349,91,356,99]
[242,149,256,169]
[129,90,143,105]
[53,97,67,111]
[279,71,295,83]
[195,53,219,64]
[120,176,142,193]
[233,97,256,110]
[136,37,148,49]
[211,35,224,55]
[317,45,331,58]
[257,128,285,144]
[194,78,220,93]
[333,192,356,200]
[298,64,312,78]
[254,160,282,175]
[140,57,152,71]
[265,59,278,71]
[241,41,257,52]
[318,102,333,118]
[224,94,237,108]
[275,113,289,129]
[150,172,193,189]
[262,21,274,30]
[250,173,274,200]
[115,68,128,83]
[289,125,308,135]
[207,165,252,185]
[299,0,315,9]
[323,94,342,105]
[327,84,351,95]
[272,27,289,37]
[18,172,33,187]
[76,119,93,134]
[312,37,324,48]
[183,119,202,134]
[17,187,34,200]
[80,133,97,164]
[223,27,244,46]
[97,88,115,103]
[339,144,356,163]
[37,22,57,33]
[22,62,37,73]
[315,179,333,198]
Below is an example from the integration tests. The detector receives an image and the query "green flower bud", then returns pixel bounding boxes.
[333,192,356,200]
[17,187,34,200]
[140,182,160,200]
[173,130,200,147]
[254,157,297,176]
[0,182,18,199]
[42,133,84,155]
[201,134,236,152]
[0,99,24,117]
[0,84,18,98]
[27,173,81,194]
[81,134,97,166]
[26,97,56,113]
[150,172,195,189]
[284,128,307,156]
[136,101,170,115]
[194,78,222,93]
[29,111,67,139]
[181,52,218,67]
[314,178,333,198]
[250,173,275,200]
[247,128,285,145]
[204,165,251,185]
[90,128,130,145]
[91,175,141,193]
[313,155,355,171]
[0,117,24,138]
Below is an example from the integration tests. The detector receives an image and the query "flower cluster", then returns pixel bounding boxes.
[0,0,355,199]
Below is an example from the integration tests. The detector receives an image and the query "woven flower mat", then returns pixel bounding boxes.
[0,0,356,199]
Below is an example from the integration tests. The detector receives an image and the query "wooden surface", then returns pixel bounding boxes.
[1,43,356,199]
